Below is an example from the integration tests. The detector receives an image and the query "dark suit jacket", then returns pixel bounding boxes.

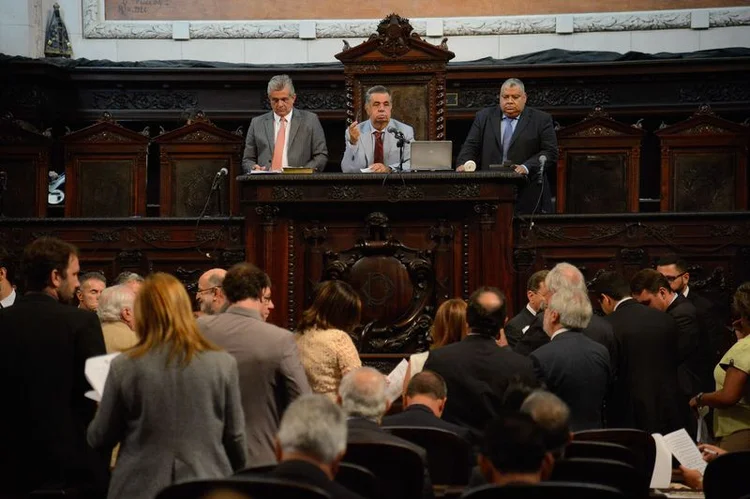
[604,299,685,434]
[512,314,548,356]
[347,417,433,499]
[269,460,365,499]
[667,294,709,398]
[0,293,108,496]
[504,306,537,349]
[530,330,611,431]
[241,108,328,172]
[456,106,558,213]
[687,290,729,387]
[382,404,472,442]
[423,335,536,437]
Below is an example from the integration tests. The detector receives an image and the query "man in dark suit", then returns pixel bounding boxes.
[456,77,557,214]
[657,254,731,366]
[424,287,537,438]
[338,367,433,499]
[382,370,471,441]
[514,263,618,368]
[631,269,713,437]
[505,270,548,349]
[0,237,108,497]
[270,395,365,499]
[595,271,685,434]
[530,288,611,431]
[242,74,328,172]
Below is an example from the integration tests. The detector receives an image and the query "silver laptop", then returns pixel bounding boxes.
[410,141,453,171]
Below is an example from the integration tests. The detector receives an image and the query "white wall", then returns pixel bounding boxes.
[1,0,749,63]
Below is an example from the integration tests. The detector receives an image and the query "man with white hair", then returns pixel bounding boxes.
[530,288,610,431]
[269,395,365,499]
[114,271,144,294]
[515,262,618,363]
[338,367,433,499]
[196,268,228,316]
[97,284,138,353]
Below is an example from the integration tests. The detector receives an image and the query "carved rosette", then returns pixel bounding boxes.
[473,202,498,227]
[345,74,356,125]
[435,75,446,140]
[387,185,424,201]
[447,183,480,199]
[303,222,329,247]
[255,205,280,227]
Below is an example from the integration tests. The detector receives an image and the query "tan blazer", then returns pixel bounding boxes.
[198,305,311,466]
[101,321,138,354]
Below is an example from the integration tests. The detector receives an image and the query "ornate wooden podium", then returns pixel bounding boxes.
[239,171,524,354]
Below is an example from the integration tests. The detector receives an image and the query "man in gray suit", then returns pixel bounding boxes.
[242,74,328,172]
[198,262,311,466]
[341,85,415,173]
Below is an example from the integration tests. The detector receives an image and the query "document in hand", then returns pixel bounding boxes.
[385,359,409,404]
[651,428,707,488]
[84,352,120,402]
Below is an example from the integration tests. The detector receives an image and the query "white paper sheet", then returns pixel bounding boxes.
[662,428,707,475]
[650,433,674,488]
[385,359,409,404]
[84,353,120,402]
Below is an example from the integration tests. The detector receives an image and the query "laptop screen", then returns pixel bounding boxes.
[410,141,453,171]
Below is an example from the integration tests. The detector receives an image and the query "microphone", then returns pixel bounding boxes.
[537,155,547,186]
[387,127,405,140]
[216,167,229,177]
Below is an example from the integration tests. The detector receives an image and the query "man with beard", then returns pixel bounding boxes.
[196,268,228,316]
[0,237,108,497]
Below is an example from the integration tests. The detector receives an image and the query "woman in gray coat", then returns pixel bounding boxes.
[87,272,248,499]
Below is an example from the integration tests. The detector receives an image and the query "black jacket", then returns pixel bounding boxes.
[0,293,108,496]
[382,404,472,442]
[269,460,365,499]
[504,306,537,349]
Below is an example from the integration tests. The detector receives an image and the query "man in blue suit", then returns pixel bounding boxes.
[341,85,415,173]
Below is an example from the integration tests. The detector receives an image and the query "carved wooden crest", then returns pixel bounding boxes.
[557,106,645,139]
[656,104,749,137]
[154,112,243,144]
[62,113,149,145]
[322,212,434,353]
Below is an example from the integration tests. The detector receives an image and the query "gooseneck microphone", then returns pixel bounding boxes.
[216,167,229,177]
[387,127,406,141]
[537,155,547,186]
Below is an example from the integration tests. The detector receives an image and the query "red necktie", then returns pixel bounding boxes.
[373,131,384,164]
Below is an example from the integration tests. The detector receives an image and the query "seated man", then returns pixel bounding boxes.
[382,370,471,442]
[271,394,365,499]
[520,391,573,461]
[476,412,553,487]
[338,367,433,499]
[97,284,138,354]
[242,74,328,172]
[341,85,414,173]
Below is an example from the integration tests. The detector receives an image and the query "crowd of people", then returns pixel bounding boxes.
[1,236,749,499]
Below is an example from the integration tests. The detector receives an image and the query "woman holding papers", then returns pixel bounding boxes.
[295,280,362,400]
[87,273,248,499]
[689,282,750,452]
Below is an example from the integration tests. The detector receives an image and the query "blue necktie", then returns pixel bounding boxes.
[502,117,514,162]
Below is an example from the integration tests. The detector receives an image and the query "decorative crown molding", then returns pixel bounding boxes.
[82,1,750,39]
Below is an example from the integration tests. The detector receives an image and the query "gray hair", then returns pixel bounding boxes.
[521,390,571,457]
[114,271,144,286]
[547,287,592,329]
[267,74,295,97]
[365,85,391,105]
[277,394,347,464]
[501,78,525,94]
[80,271,106,287]
[546,262,587,294]
[338,366,387,421]
[97,284,135,323]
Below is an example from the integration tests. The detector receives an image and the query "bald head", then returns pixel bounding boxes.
[338,367,388,422]
[546,262,587,294]
[197,268,228,315]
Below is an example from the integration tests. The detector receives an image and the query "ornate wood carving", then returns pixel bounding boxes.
[272,186,304,201]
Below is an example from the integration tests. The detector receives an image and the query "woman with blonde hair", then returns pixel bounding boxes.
[295,280,362,399]
[88,272,247,499]
[404,298,468,387]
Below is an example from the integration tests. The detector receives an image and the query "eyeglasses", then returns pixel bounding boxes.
[663,272,686,283]
[261,295,272,304]
[196,285,221,295]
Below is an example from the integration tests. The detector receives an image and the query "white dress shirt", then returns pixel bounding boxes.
[0,288,16,308]
[614,296,633,311]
